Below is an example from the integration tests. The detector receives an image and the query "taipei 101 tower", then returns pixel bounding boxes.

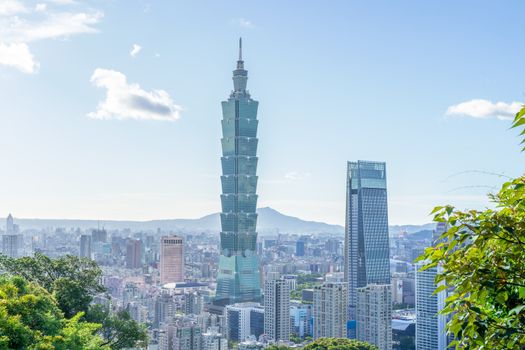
[214,38,261,306]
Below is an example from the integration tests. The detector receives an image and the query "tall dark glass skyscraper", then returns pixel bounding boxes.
[215,39,261,306]
[344,160,391,337]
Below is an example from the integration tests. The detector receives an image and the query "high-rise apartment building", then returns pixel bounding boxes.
[2,234,19,258]
[215,38,261,306]
[415,264,447,350]
[126,239,143,269]
[344,160,391,337]
[184,291,204,316]
[225,302,264,342]
[356,284,392,350]
[79,234,92,258]
[91,228,107,243]
[295,241,305,256]
[264,277,290,342]
[155,292,177,328]
[3,214,20,258]
[159,316,202,350]
[160,235,184,285]
[202,328,228,350]
[250,306,264,340]
[415,222,448,350]
[290,301,312,338]
[313,282,348,339]
[5,213,14,234]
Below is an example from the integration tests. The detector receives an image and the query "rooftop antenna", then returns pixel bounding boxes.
[239,37,242,61]
[237,37,244,70]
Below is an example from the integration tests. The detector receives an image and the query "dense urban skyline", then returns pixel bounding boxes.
[1,1,524,226]
[1,2,523,349]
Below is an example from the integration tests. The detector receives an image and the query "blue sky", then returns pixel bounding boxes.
[0,0,524,225]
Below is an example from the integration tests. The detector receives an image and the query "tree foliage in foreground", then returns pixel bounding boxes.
[418,105,525,349]
[0,276,108,350]
[0,253,103,318]
[0,253,147,349]
[86,305,147,350]
[266,338,378,350]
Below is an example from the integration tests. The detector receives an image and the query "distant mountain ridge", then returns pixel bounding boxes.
[389,223,437,234]
[2,207,433,236]
[1,207,342,235]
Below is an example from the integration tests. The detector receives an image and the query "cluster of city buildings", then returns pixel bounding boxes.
[0,40,450,350]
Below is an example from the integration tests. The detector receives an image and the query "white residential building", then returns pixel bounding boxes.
[313,282,348,339]
[356,284,392,350]
[264,277,290,342]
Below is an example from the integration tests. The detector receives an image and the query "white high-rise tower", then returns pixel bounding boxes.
[264,277,290,342]
[415,222,448,350]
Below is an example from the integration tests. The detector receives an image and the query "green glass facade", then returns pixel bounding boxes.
[215,39,261,306]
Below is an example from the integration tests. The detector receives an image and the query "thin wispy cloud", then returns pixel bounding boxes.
[1,11,103,43]
[88,68,182,121]
[46,0,77,5]
[35,3,47,12]
[234,18,254,29]
[130,44,142,58]
[446,99,523,120]
[260,171,312,185]
[0,0,27,15]
[284,171,311,181]
[0,0,102,73]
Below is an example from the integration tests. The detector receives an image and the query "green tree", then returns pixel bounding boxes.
[0,275,109,350]
[265,346,290,350]
[0,254,148,349]
[290,333,302,344]
[290,273,323,301]
[418,105,525,349]
[86,305,148,350]
[296,273,323,285]
[266,338,378,350]
[50,313,109,350]
[0,253,104,318]
[53,277,95,319]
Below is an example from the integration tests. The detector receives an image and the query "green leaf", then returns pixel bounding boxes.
[518,287,525,299]
[509,305,525,315]
[495,291,508,304]
[433,284,448,295]
[430,206,443,215]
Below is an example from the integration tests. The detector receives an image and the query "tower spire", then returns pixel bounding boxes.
[239,37,242,61]
[236,37,244,70]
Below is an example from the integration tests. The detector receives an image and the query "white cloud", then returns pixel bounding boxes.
[88,68,182,121]
[446,99,523,120]
[130,44,142,58]
[0,0,27,15]
[35,3,47,12]
[284,171,311,181]
[0,42,39,73]
[1,11,103,43]
[46,0,77,5]
[0,2,102,73]
[235,18,254,29]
